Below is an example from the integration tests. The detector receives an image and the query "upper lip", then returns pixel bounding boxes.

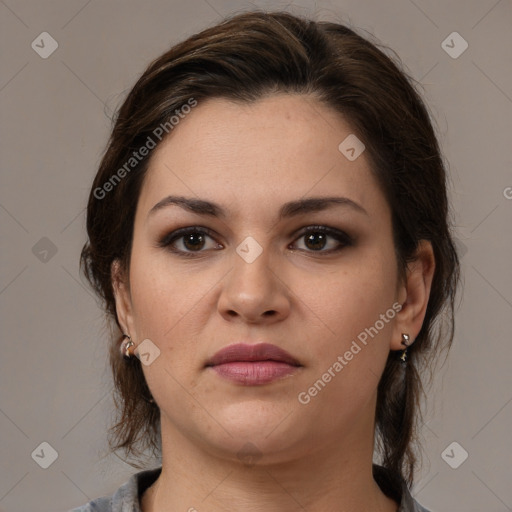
[205,343,301,367]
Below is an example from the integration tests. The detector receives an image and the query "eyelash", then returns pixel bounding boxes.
[157,225,354,258]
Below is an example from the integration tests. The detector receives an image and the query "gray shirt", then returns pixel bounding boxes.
[70,465,430,512]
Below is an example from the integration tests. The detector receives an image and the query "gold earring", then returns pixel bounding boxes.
[120,334,134,360]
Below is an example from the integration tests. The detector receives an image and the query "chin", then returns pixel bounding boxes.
[184,402,291,446]
[205,431,304,468]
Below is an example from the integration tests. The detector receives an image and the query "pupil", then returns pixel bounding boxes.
[306,232,326,250]
[184,233,204,251]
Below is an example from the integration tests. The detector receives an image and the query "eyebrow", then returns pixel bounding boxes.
[147,195,368,220]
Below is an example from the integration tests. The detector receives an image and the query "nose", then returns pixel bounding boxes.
[217,243,291,324]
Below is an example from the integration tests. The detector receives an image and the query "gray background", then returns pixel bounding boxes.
[0,1,511,511]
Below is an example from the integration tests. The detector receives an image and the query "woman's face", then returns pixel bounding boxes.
[115,94,410,462]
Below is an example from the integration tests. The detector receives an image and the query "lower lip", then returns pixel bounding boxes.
[209,361,300,385]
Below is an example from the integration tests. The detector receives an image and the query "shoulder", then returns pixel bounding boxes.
[399,482,431,512]
[408,500,430,512]
[372,464,431,512]
[68,467,162,512]
[69,496,112,511]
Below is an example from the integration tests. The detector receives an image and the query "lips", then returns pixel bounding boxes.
[205,343,301,367]
[205,343,302,385]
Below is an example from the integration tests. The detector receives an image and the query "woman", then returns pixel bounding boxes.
[74,10,459,512]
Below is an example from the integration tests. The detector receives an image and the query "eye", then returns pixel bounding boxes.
[291,226,353,253]
[158,227,222,256]
[158,225,353,257]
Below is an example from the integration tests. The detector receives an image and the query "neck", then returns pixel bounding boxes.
[141,418,398,512]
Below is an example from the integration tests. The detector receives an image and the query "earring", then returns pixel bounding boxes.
[119,335,156,405]
[400,333,410,363]
[120,334,134,360]
[143,393,155,404]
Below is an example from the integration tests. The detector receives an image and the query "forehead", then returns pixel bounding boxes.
[150,93,357,164]
[136,94,386,221]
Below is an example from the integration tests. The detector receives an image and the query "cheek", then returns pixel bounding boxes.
[127,252,210,399]
[128,244,183,338]
[128,247,218,357]
[299,249,398,377]
[296,271,397,418]
[311,255,396,334]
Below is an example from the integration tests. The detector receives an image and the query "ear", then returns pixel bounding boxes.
[111,259,136,338]
[391,240,436,350]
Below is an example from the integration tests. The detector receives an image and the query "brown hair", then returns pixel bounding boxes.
[80,10,460,485]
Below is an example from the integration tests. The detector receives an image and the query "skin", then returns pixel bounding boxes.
[112,93,435,512]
